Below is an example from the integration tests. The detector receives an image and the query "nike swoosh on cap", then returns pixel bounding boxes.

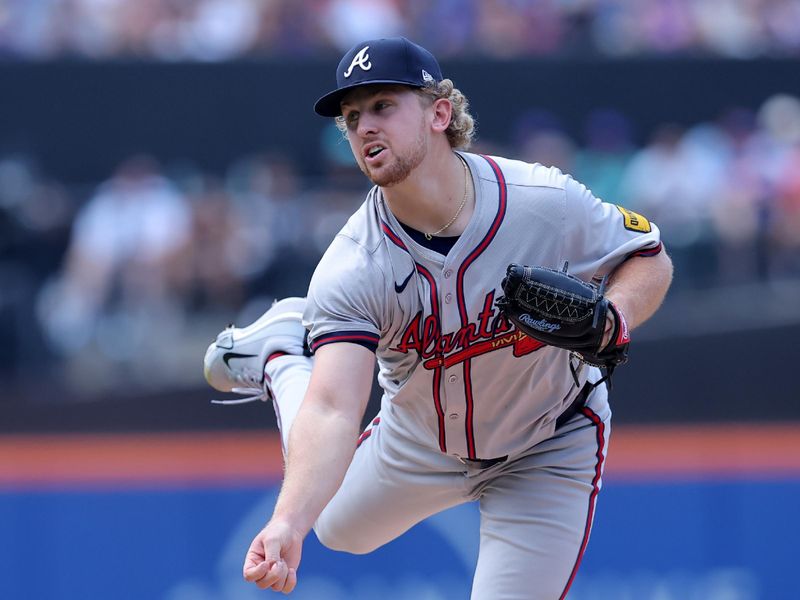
[222,352,257,368]
[394,270,415,294]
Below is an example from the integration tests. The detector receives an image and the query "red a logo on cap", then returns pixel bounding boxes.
[344,46,372,78]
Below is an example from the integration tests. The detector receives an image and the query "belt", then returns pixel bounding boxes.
[460,382,596,470]
[461,455,508,469]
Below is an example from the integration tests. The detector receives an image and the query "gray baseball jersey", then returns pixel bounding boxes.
[304,152,660,462]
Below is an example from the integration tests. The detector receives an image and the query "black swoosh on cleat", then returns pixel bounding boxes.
[394,270,415,294]
[223,352,257,368]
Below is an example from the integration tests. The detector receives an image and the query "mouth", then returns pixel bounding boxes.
[364,144,387,162]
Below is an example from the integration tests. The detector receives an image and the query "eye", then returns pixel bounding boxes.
[344,111,359,127]
[374,100,389,111]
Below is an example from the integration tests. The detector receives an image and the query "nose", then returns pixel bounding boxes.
[356,112,379,138]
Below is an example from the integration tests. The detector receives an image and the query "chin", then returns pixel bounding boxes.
[370,170,402,187]
[360,161,402,187]
[368,156,421,187]
[371,170,409,188]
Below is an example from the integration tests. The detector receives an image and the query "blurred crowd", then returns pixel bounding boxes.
[513,94,800,288]
[0,150,361,396]
[1,0,800,60]
[2,92,800,398]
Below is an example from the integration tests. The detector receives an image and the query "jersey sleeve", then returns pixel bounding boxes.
[561,174,662,279]
[303,234,386,354]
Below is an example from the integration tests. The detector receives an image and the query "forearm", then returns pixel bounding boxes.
[270,399,360,537]
[605,250,673,331]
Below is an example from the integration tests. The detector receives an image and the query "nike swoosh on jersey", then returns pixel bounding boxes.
[222,352,257,368]
[394,270,415,293]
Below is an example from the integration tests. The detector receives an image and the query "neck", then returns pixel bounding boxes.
[383,150,473,238]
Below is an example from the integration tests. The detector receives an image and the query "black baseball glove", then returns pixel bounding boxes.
[496,263,630,371]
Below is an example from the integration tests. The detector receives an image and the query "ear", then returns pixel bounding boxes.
[429,98,452,134]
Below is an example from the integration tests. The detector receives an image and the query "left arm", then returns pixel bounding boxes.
[602,248,673,343]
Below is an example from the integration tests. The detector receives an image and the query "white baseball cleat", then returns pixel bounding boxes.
[203,296,308,404]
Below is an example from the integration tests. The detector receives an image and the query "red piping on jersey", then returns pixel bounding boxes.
[381,220,409,250]
[266,351,288,364]
[456,154,508,459]
[560,406,606,600]
[456,155,508,326]
[380,219,447,453]
[462,360,476,458]
[356,429,372,447]
[356,418,380,448]
[628,241,662,259]
[415,263,447,453]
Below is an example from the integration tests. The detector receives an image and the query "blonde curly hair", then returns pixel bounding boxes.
[335,79,476,150]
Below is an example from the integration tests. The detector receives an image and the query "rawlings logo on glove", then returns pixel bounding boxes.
[518,314,562,333]
[496,263,629,372]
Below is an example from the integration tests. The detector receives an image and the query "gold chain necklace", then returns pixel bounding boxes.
[424,156,469,240]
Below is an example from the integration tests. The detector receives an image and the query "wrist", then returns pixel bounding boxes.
[608,301,630,347]
[271,495,320,537]
[268,511,312,540]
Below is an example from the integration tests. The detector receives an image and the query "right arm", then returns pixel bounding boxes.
[243,341,376,593]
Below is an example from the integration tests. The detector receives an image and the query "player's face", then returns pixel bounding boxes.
[340,85,430,187]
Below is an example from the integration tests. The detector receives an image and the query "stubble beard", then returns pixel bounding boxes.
[360,124,427,188]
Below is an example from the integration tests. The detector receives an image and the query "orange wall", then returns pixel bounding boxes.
[1,424,798,489]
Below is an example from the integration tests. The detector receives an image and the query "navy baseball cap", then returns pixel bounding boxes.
[314,37,443,117]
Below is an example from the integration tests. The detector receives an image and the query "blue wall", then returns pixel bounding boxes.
[1,476,796,599]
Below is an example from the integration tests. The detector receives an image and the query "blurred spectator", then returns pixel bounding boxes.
[637,0,696,55]
[513,109,576,173]
[475,0,565,57]
[36,155,192,391]
[774,145,800,274]
[224,154,313,299]
[619,123,719,286]
[179,174,248,311]
[757,94,800,276]
[573,109,636,203]
[690,0,765,58]
[148,0,263,61]
[519,128,577,174]
[708,107,770,283]
[763,0,800,53]
[406,0,476,57]
[319,0,406,52]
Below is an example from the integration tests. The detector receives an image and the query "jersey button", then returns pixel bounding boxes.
[444,293,453,304]
[448,374,458,384]
[449,413,459,420]
[444,269,453,279]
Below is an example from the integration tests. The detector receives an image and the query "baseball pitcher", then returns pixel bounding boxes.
[204,37,673,599]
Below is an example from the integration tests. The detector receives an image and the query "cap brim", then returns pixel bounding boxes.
[314,79,424,117]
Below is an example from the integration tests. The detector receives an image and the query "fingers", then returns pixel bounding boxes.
[242,523,302,593]
[282,567,298,594]
[269,564,297,594]
[243,535,268,580]
[242,542,296,592]
[268,560,290,591]
[246,559,291,591]
[243,559,269,583]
